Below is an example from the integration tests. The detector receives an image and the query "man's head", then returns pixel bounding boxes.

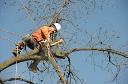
[50,23,61,32]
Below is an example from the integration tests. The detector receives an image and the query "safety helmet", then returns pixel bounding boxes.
[22,34,31,43]
[53,23,61,32]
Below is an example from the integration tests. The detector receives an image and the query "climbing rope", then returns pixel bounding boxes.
[19,0,35,24]
[14,45,19,84]
[0,36,15,44]
[0,28,22,38]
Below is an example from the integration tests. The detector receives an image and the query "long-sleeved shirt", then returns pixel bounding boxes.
[31,26,55,42]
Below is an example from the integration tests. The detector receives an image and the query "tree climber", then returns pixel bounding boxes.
[12,23,61,56]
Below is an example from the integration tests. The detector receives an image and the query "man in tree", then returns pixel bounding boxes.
[12,23,61,56]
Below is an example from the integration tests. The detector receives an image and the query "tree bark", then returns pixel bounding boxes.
[46,43,67,84]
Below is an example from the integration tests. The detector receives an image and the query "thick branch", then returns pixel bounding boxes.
[0,49,44,72]
[47,43,67,84]
[1,47,127,72]
[0,39,64,72]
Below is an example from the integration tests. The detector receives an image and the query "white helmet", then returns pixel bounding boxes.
[54,23,61,32]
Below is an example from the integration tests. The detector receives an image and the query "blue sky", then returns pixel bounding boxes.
[0,0,128,84]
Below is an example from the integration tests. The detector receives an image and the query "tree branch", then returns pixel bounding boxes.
[47,43,67,84]
[0,47,127,72]
[66,48,128,58]
[1,77,34,84]
[49,0,70,25]
[0,39,64,72]
[0,49,44,72]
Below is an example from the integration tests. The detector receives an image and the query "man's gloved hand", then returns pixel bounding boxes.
[41,40,47,43]
[40,39,52,44]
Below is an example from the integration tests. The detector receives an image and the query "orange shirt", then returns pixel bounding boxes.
[31,26,55,42]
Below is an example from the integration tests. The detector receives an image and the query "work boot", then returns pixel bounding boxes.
[28,62,39,73]
[12,49,21,57]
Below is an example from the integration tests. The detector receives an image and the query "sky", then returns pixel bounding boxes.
[0,0,128,84]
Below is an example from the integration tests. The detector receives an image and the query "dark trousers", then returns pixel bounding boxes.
[12,38,37,56]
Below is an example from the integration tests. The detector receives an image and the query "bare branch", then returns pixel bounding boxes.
[49,0,70,25]
[66,48,128,58]
[1,77,34,84]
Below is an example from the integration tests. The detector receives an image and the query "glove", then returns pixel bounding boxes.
[41,40,47,43]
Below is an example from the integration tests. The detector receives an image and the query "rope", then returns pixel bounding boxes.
[19,0,37,33]
[0,36,16,44]
[14,45,19,84]
[0,28,22,38]
[15,60,18,84]
[19,0,35,24]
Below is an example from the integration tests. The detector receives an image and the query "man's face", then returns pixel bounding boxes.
[54,28,57,32]
[52,28,57,33]
[51,25,57,32]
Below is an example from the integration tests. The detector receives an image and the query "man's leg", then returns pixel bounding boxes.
[28,59,40,73]
[28,41,48,73]
[26,38,37,50]
[27,39,41,72]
